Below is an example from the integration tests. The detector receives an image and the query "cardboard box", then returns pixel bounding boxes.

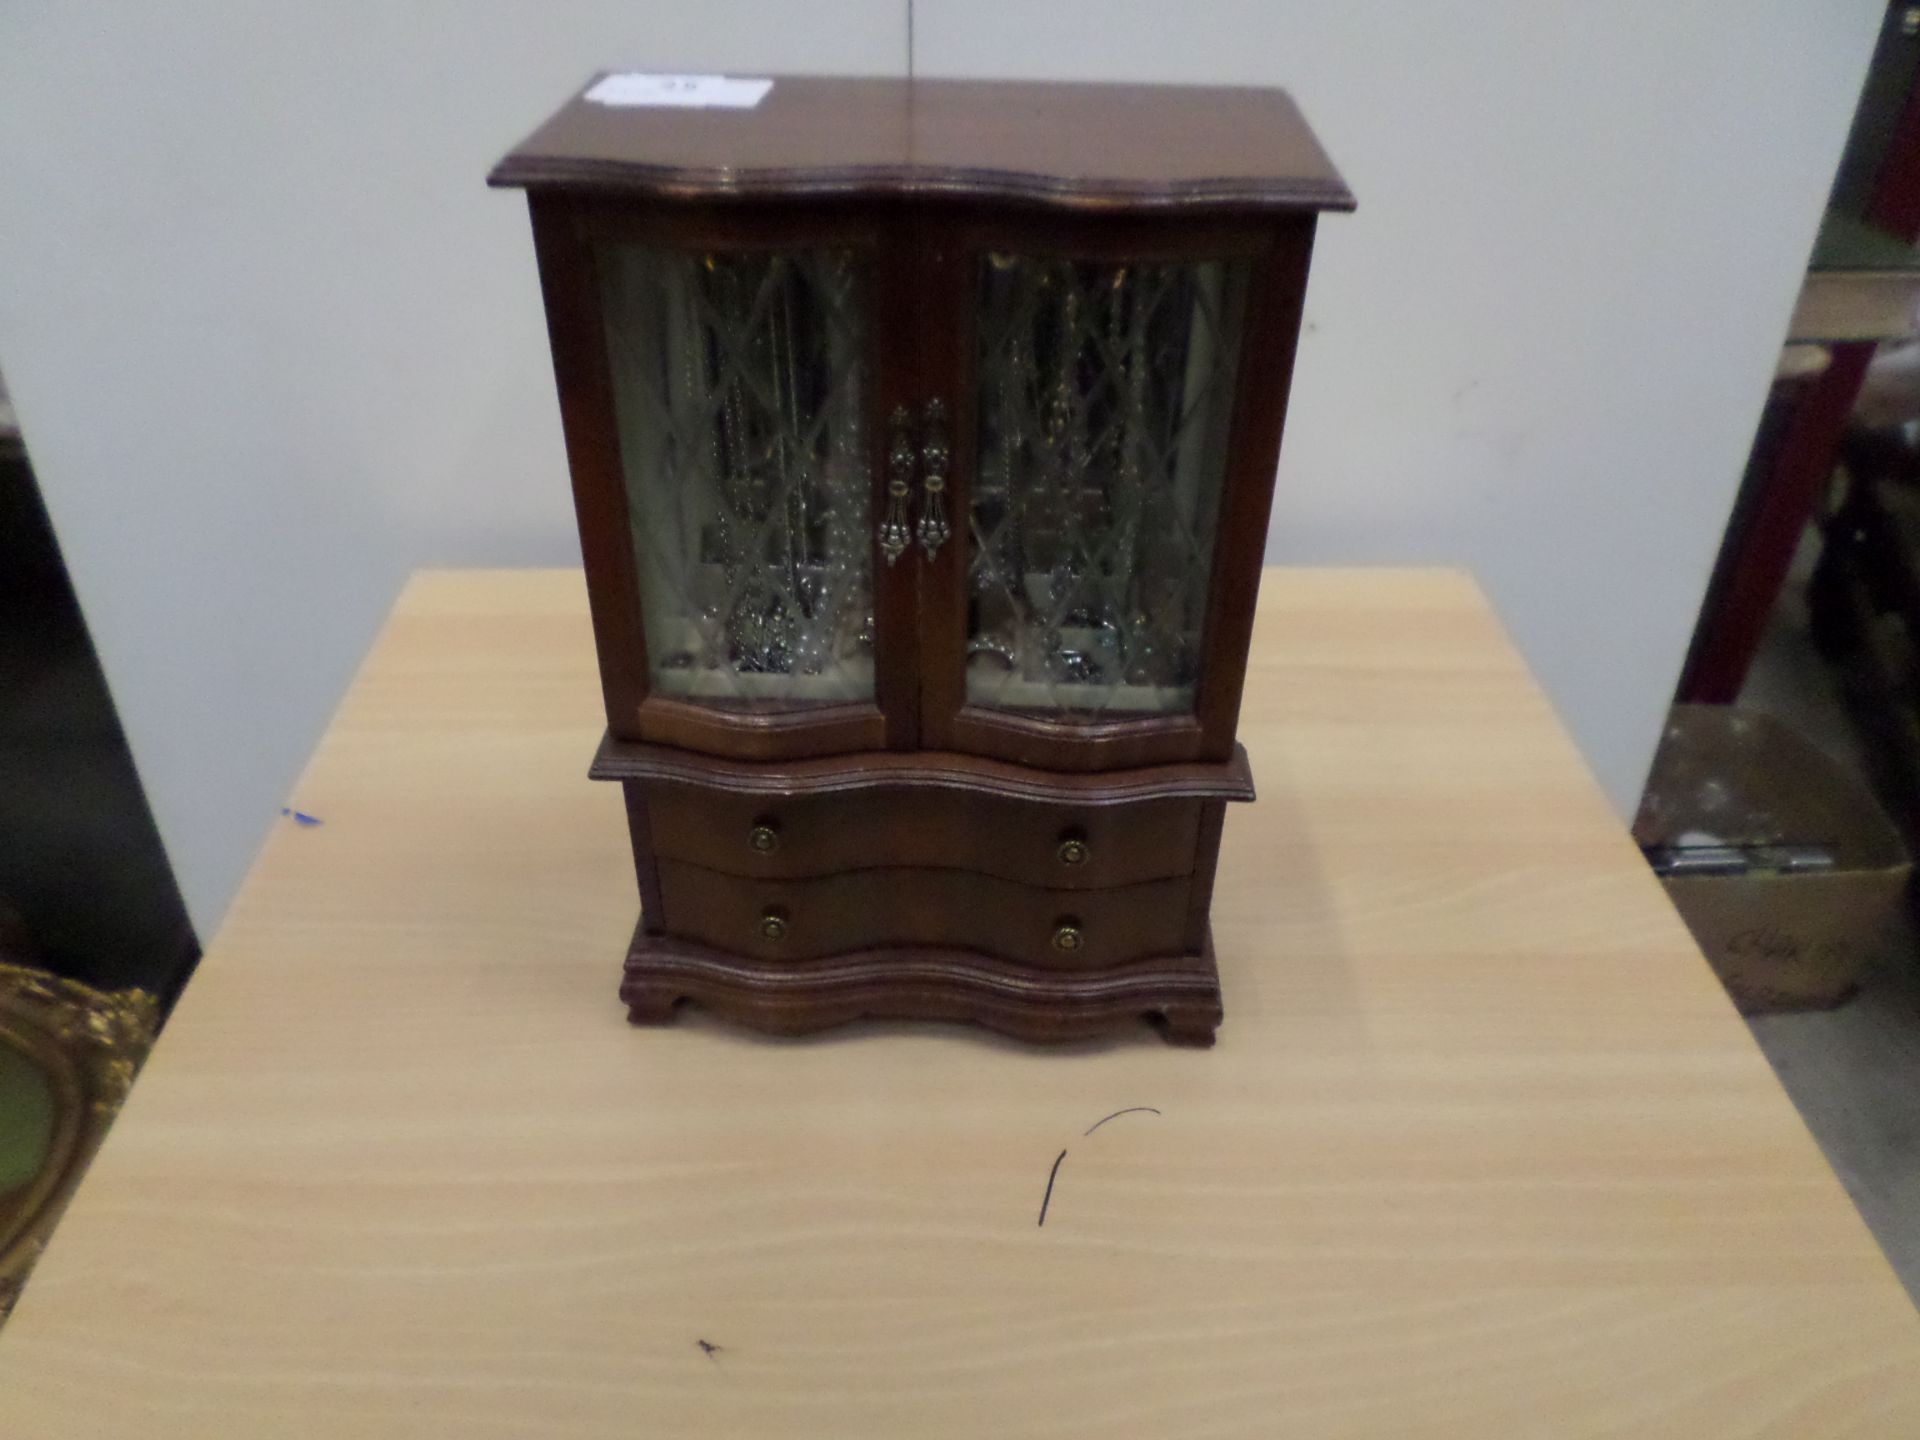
[1634,705,1911,1012]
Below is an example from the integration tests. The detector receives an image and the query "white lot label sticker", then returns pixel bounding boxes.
[584,73,774,109]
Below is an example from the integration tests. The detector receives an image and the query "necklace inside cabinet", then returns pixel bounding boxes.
[491,74,1351,1046]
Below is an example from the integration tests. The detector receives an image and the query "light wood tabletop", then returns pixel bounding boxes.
[5,568,1918,1437]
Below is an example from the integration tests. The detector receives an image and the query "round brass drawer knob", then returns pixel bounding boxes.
[1056,836,1090,866]
[1051,922,1084,953]
[748,821,780,854]
[759,908,788,941]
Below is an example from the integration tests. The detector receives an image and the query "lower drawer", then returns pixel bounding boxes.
[655,861,1193,971]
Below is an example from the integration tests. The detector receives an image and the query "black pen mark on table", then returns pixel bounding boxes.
[1084,1106,1161,1136]
[1037,1149,1067,1227]
[1038,1107,1164,1227]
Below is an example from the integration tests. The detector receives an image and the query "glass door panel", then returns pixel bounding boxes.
[966,253,1251,719]
[600,244,874,711]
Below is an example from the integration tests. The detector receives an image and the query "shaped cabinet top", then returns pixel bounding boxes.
[489,74,1353,214]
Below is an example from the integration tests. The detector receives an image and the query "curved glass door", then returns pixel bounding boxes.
[600,244,874,711]
[965,253,1250,720]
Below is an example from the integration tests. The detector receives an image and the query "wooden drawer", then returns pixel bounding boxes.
[645,785,1201,889]
[655,861,1193,970]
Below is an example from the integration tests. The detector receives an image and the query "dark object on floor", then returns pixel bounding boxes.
[1810,427,1920,822]
[1679,341,1875,704]
[1635,705,1911,1012]
[1679,0,1920,704]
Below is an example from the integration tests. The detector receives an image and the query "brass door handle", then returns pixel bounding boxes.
[879,405,914,566]
[917,398,951,558]
[1056,833,1089,866]
[1051,920,1083,953]
[759,907,789,942]
[748,820,780,854]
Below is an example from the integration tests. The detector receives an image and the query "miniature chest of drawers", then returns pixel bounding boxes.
[490,75,1351,1045]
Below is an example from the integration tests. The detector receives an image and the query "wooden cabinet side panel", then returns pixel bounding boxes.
[1184,798,1231,952]
[619,781,666,935]
[528,194,651,736]
[1193,218,1317,758]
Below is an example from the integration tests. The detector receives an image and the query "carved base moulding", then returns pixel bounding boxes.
[621,924,1225,1046]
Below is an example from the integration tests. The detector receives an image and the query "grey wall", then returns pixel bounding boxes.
[0,2,1884,939]
[0,4,904,935]
[918,0,1884,819]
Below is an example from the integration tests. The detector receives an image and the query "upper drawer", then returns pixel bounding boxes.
[644,783,1201,889]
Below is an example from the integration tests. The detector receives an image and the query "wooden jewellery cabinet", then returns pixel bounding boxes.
[491,75,1351,1044]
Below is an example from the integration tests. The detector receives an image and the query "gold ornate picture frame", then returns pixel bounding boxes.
[0,961,157,1320]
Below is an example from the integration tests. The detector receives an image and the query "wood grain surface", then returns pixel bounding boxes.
[3,568,1917,1438]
